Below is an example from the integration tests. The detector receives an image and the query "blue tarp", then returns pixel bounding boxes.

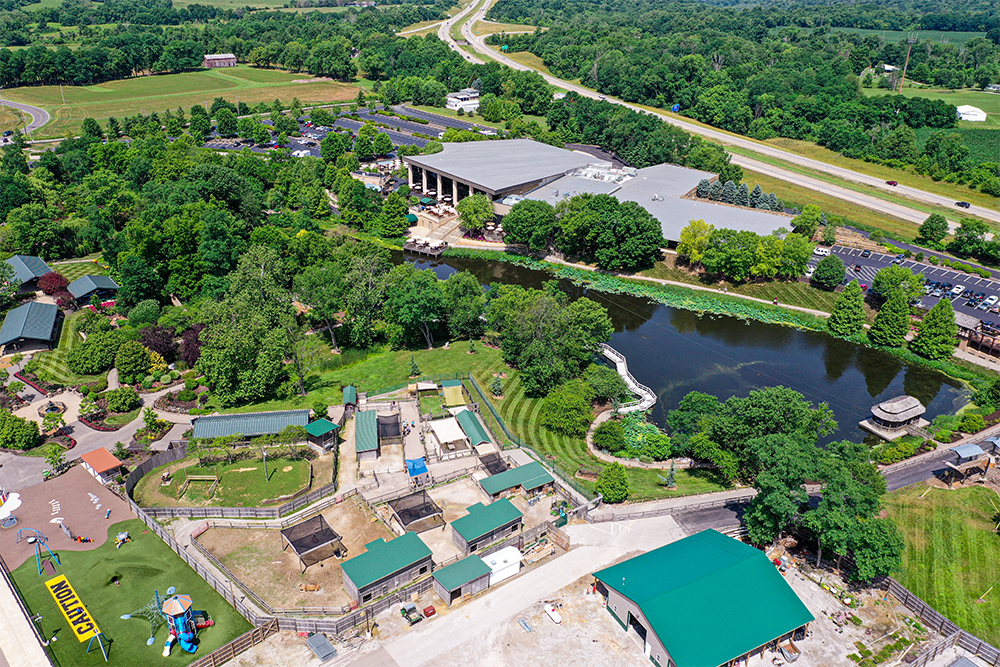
[406,458,429,477]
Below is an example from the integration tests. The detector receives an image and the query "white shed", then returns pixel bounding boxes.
[957,105,987,122]
[484,546,522,585]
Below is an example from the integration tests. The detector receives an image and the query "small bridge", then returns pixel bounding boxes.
[599,343,656,414]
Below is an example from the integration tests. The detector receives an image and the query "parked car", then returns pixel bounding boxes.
[885,180,898,186]
[805,266,816,278]
[956,201,972,209]
[932,288,944,297]
[892,254,906,265]
[813,247,831,257]
[950,285,965,297]
[861,249,872,258]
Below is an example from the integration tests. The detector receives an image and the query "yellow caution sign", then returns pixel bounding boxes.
[45,575,100,642]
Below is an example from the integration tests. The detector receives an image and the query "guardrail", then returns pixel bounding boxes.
[598,343,655,413]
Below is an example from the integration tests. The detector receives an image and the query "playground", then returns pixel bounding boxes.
[9,519,251,666]
[197,498,394,609]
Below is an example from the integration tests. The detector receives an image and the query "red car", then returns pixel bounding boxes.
[885,180,898,186]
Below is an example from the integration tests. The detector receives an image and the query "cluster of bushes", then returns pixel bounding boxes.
[694,179,781,211]
[847,635,911,665]
[593,412,673,461]
[106,386,141,413]
[874,438,935,465]
[0,409,40,451]
[539,365,631,437]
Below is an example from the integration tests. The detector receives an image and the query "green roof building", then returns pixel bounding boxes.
[5,255,53,286]
[432,555,491,606]
[451,498,523,554]
[343,385,357,405]
[355,410,380,461]
[456,410,490,447]
[340,532,433,604]
[479,461,554,498]
[190,409,310,440]
[305,418,339,448]
[67,275,120,300]
[0,302,60,349]
[593,530,814,667]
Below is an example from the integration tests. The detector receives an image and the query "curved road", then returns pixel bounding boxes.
[0,99,50,135]
[454,1,1000,227]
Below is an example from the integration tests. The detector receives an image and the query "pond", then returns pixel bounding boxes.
[399,252,969,444]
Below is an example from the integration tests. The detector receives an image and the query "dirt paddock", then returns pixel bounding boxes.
[197,496,395,609]
[0,465,132,569]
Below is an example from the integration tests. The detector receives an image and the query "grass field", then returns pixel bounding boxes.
[11,519,252,667]
[487,47,558,78]
[398,19,444,35]
[2,66,359,138]
[884,484,1000,646]
[470,20,537,36]
[30,311,107,388]
[54,260,107,282]
[863,86,1000,117]
[410,104,549,130]
[0,108,28,134]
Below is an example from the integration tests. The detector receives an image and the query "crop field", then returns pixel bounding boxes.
[884,484,1000,646]
[863,87,1000,122]
[915,127,1000,164]
[470,357,730,501]
[1,66,358,138]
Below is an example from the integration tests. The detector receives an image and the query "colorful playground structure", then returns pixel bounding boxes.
[121,586,214,656]
[16,528,60,575]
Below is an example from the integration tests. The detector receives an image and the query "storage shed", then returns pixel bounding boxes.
[340,532,433,604]
[483,546,522,585]
[451,498,523,555]
[355,409,380,461]
[305,418,339,449]
[479,461,554,499]
[433,556,491,606]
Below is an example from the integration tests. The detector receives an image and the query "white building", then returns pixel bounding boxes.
[484,546,522,585]
[446,88,480,113]
[986,84,1000,92]
[957,105,988,122]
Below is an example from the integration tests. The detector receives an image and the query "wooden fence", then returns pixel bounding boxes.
[585,494,754,523]
[189,619,280,667]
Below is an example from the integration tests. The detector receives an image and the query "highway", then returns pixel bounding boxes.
[0,98,50,136]
[453,0,1000,227]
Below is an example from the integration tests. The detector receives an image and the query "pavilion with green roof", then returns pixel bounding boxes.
[456,410,490,447]
[432,555,491,605]
[340,532,433,604]
[0,302,60,350]
[451,498,523,554]
[5,255,53,288]
[593,530,814,667]
[355,409,380,461]
[305,418,339,448]
[190,409,310,440]
[479,461,554,499]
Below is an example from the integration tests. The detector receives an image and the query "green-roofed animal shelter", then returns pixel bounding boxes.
[593,530,814,667]
[451,498,523,555]
[0,302,60,350]
[5,255,53,288]
[305,418,339,449]
[343,386,357,405]
[340,532,433,604]
[456,410,490,447]
[67,274,119,301]
[479,461,554,499]
[355,409,380,461]
[433,556,491,606]
[191,409,310,440]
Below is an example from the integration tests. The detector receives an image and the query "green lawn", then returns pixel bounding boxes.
[2,66,359,138]
[11,519,251,667]
[470,357,730,501]
[884,484,1000,646]
[410,104,549,131]
[135,456,312,508]
[30,311,107,388]
[862,86,1000,118]
[55,260,107,283]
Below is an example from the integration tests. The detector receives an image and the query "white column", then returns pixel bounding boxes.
[437,172,443,197]
[407,164,414,185]
[421,168,427,191]
[452,179,459,202]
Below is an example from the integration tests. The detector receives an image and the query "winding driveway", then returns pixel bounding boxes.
[453,0,1000,227]
[0,99,50,135]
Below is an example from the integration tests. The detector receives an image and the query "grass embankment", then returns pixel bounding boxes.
[134,455,322,508]
[0,109,25,134]
[486,46,559,78]
[11,519,251,667]
[470,20,537,36]
[410,104,549,131]
[884,484,1000,646]
[2,66,358,139]
[31,310,107,388]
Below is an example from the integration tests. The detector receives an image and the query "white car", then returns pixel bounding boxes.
[950,285,965,297]
[812,247,831,257]
[805,266,816,278]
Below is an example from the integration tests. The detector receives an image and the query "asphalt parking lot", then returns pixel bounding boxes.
[392,104,485,132]
[825,245,1000,327]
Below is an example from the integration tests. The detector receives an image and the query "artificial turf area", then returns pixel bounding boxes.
[11,519,251,667]
[884,484,1000,646]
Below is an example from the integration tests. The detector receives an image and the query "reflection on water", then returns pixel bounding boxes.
[399,252,968,443]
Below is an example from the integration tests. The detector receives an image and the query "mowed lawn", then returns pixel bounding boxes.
[470,355,729,501]
[11,519,251,667]
[2,66,359,138]
[884,484,1000,646]
[54,260,107,282]
[30,310,107,388]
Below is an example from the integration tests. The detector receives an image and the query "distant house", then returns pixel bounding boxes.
[67,275,119,302]
[446,88,480,113]
[190,409,310,440]
[957,105,988,122]
[340,532,433,604]
[987,84,1000,92]
[5,255,54,290]
[882,64,900,72]
[203,53,237,68]
[0,302,60,351]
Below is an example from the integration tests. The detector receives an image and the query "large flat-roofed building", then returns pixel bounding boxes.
[526,162,791,242]
[402,139,593,203]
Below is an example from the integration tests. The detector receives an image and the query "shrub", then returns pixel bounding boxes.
[583,364,630,404]
[184,378,199,391]
[175,389,197,402]
[115,340,152,384]
[106,387,141,413]
[539,379,595,437]
[160,374,172,384]
[37,272,69,295]
[596,462,629,503]
[593,419,626,454]
[0,409,41,450]
[960,413,987,433]
[67,330,124,374]
[929,256,939,265]
[915,252,924,261]
[128,299,161,328]
[142,377,153,389]
[169,370,181,380]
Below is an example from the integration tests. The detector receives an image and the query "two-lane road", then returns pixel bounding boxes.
[456,1,1000,227]
[0,99,50,135]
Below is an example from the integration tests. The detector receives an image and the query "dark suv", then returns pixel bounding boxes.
[956,201,971,209]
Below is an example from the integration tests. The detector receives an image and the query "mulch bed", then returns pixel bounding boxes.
[0,394,26,411]
[44,428,77,450]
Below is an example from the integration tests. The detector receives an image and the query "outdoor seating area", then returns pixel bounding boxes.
[403,237,448,257]
[421,203,456,220]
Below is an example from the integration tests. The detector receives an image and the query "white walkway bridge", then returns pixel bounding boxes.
[599,343,656,414]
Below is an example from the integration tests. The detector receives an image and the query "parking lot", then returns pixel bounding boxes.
[823,245,1000,329]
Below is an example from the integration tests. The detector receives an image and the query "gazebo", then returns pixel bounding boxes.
[305,418,339,450]
[859,395,928,442]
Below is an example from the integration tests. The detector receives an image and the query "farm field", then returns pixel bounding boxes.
[884,484,1000,646]
[11,519,252,667]
[862,87,1000,123]
[915,127,1000,163]
[1,66,358,138]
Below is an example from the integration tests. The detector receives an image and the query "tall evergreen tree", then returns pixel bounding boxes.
[750,183,764,208]
[696,178,711,198]
[720,180,738,204]
[106,117,121,138]
[827,280,866,336]
[868,290,910,348]
[767,193,780,211]
[736,182,750,207]
[709,180,723,201]
[910,298,958,360]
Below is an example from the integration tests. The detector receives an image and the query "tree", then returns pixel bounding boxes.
[115,341,152,384]
[593,418,626,454]
[778,234,814,278]
[216,108,237,137]
[389,267,446,349]
[0,409,40,451]
[596,462,629,503]
[372,132,393,156]
[744,434,815,544]
[583,364,630,403]
[539,379,595,436]
[128,300,161,327]
[869,290,910,348]
[676,219,714,265]
[917,213,948,245]
[44,444,66,471]
[409,355,420,377]
[827,280,866,336]
[117,256,162,308]
[720,180,738,204]
[456,193,494,232]
[849,518,904,581]
[871,265,924,302]
[490,376,503,396]
[37,272,68,296]
[791,204,823,239]
[749,183,764,208]
[812,255,845,290]
[42,411,65,434]
[295,263,346,353]
[502,199,556,251]
[736,182,750,207]
[378,191,410,238]
[696,179,711,198]
[910,297,958,360]
[443,271,486,339]
[106,387,141,413]
[81,117,103,140]
[1,133,28,175]
[821,225,837,246]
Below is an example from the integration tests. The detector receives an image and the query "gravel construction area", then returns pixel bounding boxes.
[197,497,394,609]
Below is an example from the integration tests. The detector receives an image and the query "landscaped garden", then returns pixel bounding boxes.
[24,311,107,389]
[884,484,1000,645]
